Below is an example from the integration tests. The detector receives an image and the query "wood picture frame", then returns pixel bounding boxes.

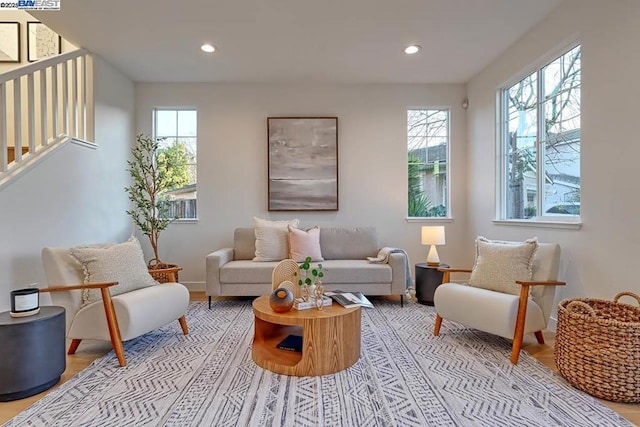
[0,22,21,63]
[268,117,338,211]
[27,21,61,62]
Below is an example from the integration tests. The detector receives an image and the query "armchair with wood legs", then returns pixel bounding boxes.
[432,242,565,364]
[41,246,190,367]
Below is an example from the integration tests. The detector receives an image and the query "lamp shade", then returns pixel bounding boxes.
[421,226,445,246]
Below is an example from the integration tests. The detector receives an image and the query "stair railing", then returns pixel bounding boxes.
[0,49,94,182]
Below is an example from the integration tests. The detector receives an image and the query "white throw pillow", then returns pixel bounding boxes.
[468,236,538,295]
[70,236,158,307]
[253,217,300,262]
[288,225,324,262]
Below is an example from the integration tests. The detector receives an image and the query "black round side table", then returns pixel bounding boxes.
[415,263,449,306]
[0,306,66,401]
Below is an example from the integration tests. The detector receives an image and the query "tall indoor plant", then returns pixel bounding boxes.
[125,134,177,270]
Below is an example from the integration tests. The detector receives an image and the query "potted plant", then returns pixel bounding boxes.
[124,134,180,282]
[298,257,324,300]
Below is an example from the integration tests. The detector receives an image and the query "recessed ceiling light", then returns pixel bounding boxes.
[201,43,216,53]
[404,45,421,55]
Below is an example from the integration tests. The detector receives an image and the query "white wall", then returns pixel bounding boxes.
[0,55,134,311]
[0,10,77,74]
[467,0,640,302]
[135,83,468,289]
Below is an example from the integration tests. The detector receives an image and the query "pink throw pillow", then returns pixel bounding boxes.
[288,225,324,262]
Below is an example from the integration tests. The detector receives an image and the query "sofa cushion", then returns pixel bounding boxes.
[221,260,280,284]
[320,227,378,260]
[253,217,300,261]
[317,260,391,284]
[219,259,390,285]
[70,236,158,307]
[288,225,324,262]
[469,236,538,295]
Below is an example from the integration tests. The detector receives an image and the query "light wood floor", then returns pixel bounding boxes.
[1,292,638,425]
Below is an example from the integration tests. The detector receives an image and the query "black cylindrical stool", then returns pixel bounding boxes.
[0,306,66,401]
[415,263,449,305]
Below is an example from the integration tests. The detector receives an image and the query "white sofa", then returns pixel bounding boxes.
[205,227,408,307]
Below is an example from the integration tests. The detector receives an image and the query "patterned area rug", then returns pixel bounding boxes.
[6,300,631,427]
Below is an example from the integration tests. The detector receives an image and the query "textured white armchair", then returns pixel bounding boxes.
[433,241,565,364]
[41,241,190,367]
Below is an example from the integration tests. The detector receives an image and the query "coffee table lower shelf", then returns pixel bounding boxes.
[252,295,361,376]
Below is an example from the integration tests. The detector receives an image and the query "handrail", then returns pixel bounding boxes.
[0,49,94,180]
[0,49,89,84]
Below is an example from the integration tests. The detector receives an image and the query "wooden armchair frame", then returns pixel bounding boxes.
[39,282,127,367]
[433,267,566,364]
[40,278,189,367]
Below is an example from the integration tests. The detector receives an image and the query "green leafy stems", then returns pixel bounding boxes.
[124,134,179,266]
[298,256,324,287]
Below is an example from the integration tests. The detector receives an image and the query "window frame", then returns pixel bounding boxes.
[152,106,198,222]
[495,42,582,229]
[406,107,452,221]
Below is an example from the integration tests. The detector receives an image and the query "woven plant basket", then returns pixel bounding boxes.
[148,264,182,284]
[555,292,640,403]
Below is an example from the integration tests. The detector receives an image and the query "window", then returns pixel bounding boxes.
[153,108,197,219]
[407,109,449,218]
[500,45,581,221]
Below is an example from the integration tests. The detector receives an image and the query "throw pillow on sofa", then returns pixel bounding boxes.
[468,236,538,295]
[253,217,300,261]
[288,225,324,262]
[70,236,158,307]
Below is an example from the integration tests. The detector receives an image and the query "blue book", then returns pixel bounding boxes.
[276,335,303,352]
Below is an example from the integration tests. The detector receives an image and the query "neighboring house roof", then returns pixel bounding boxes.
[409,144,447,163]
[165,184,197,196]
[546,128,580,145]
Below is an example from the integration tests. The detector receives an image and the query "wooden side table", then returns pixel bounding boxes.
[415,263,449,306]
[0,306,66,401]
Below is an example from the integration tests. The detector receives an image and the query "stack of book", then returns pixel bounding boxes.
[325,291,374,308]
[293,296,333,310]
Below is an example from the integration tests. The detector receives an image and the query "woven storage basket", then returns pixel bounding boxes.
[555,292,640,403]
[148,264,181,284]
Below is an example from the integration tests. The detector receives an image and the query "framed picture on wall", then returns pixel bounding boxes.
[27,21,61,62]
[0,22,20,63]
[268,117,338,211]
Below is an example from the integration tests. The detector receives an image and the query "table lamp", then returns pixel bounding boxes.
[421,226,445,266]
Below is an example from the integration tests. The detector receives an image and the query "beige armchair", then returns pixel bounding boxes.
[433,242,565,364]
[41,244,190,367]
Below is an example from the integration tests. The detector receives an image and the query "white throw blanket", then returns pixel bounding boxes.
[368,247,413,292]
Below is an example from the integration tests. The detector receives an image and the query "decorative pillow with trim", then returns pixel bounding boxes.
[468,236,538,295]
[253,217,300,261]
[288,225,324,262]
[70,236,158,307]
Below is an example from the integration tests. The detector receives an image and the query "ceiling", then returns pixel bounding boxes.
[33,0,561,84]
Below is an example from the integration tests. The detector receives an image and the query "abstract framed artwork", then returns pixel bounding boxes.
[0,22,20,63]
[27,21,61,62]
[268,117,338,211]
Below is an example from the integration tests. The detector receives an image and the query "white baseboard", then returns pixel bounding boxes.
[547,316,558,333]
[181,281,205,292]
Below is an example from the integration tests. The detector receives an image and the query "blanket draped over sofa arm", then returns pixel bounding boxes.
[369,247,413,291]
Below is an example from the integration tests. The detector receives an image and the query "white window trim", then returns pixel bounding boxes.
[152,107,198,221]
[407,107,452,219]
[406,217,454,223]
[495,41,581,225]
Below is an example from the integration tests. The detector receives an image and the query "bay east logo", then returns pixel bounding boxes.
[17,0,60,9]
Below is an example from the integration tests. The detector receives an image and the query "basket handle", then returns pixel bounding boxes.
[565,300,596,317]
[613,291,640,306]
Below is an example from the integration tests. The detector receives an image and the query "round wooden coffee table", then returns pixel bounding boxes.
[252,295,361,376]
